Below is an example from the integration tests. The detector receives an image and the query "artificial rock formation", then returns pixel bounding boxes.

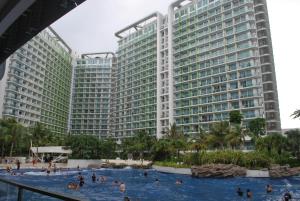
[191,164,247,178]
[269,165,300,178]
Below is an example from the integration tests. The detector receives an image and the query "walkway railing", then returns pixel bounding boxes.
[0,177,84,201]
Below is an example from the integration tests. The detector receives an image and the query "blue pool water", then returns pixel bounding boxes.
[0,168,300,201]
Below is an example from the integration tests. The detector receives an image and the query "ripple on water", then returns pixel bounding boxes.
[1,169,300,201]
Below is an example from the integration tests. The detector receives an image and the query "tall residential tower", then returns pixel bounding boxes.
[115,0,281,138]
[0,28,73,135]
[70,53,116,138]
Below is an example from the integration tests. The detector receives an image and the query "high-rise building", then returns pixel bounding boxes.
[0,28,73,135]
[114,0,281,138]
[69,53,116,138]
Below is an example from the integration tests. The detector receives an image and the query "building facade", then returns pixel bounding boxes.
[69,53,116,138]
[115,0,281,138]
[0,28,73,135]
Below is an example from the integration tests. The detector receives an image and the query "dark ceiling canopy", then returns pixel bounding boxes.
[0,0,86,64]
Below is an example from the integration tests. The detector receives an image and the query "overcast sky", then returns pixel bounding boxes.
[52,0,300,129]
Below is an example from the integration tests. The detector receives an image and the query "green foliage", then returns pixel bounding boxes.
[65,135,117,159]
[248,118,266,137]
[120,130,155,160]
[183,151,272,169]
[206,121,230,149]
[285,129,300,159]
[154,161,190,168]
[255,133,288,155]
[229,110,243,124]
[0,118,29,157]
[151,139,173,161]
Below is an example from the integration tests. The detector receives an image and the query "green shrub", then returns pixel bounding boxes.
[182,151,272,169]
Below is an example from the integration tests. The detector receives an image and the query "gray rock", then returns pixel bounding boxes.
[191,164,247,178]
[269,165,300,178]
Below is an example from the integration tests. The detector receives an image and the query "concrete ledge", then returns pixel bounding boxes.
[246,170,270,178]
[152,165,192,175]
[67,159,103,168]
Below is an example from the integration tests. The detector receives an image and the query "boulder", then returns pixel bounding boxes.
[191,164,247,178]
[269,165,300,178]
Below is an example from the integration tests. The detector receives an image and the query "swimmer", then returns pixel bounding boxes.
[100,176,107,183]
[124,196,130,201]
[92,173,96,182]
[119,182,126,192]
[112,180,119,186]
[16,160,21,170]
[53,164,57,173]
[237,187,243,197]
[143,171,148,177]
[67,182,79,190]
[283,190,292,201]
[77,172,82,180]
[266,184,272,193]
[246,189,252,199]
[175,179,183,185]
[6,166,11,173]
[154,178,159,185]
[79,176,85,187]
[46,168,51,175]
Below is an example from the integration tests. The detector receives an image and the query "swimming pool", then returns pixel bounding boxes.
[0,168,300,201]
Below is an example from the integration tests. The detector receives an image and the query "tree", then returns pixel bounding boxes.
[225,125,248,150]
[206,121,230,149]
[190,127,207,152]
[164,123,182,140]
[152,139,172,161]
[28,122,54,160]
[121,130,155,160]
[1,118,26,157]
[255,133,287,155]
[164,123,187,160]
[248,118,266,137]
[291,109,300,119]
[285,129,300,159]
[229,110,243,125]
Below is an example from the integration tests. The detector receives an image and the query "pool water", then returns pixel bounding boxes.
[1,168,300,201]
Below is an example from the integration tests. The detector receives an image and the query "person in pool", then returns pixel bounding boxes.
[237,187,243,197]
[67,182,79,190]
[112,180,119,186]
[119,182,126,192]
[283,191,292,201]
[79,176,85,187]
[92,173,96,182]
[124,196,130,201]
[266,184,272,193]
[100,176,107,183]
[46,168,51,175]
[143,171,148,177]
[246,189,253,199]
[175,179,183,185]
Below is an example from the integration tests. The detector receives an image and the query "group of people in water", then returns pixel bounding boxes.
[236,184,293,201]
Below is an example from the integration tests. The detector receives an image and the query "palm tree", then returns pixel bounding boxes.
[190,127,207,152]
[225,125,248,150]
[229,110,244,125]
[291,109,300,119]
[248,118,266,138]
[206,121,230,149]
[164,123,182,139]
[285,129,300,159]
[164,123,187,160]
